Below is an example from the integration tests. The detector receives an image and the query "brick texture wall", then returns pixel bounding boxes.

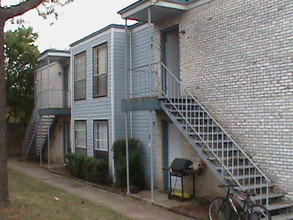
[181,0,293,197]
[154,0,293,198]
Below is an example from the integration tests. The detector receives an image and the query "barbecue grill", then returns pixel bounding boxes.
[163,158,196,201]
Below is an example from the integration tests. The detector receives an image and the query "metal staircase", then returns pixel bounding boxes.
[23,111,55,157]
[160,62,293,219]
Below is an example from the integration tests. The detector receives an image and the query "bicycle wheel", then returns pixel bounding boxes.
[245,204,271,220]
[208,197,231,220]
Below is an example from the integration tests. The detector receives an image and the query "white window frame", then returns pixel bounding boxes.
[93,120,108,152]
[93,43,108,97]
[74,51,86,100]
[75,120,87,149]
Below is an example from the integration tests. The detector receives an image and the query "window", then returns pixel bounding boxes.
[74,52,86,100]
[75,120,87,151]
[93,120,108,152]
[93,43,108,97]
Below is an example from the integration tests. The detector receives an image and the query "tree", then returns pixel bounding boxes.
[0,0,73,208]
[5,27,39,123]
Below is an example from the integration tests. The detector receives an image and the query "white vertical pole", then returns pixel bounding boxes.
[124,18,130,195]
[40,63,43,166]
[148,7,154,202]
[125,112,130,194]
[47,56,51,168]
[150,111,154,202]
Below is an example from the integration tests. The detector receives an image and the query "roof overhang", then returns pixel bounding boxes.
[38,49,70,62]
[118,0,188,23]
[38,50,70,67]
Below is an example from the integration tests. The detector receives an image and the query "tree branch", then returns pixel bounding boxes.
[4,0,45,20]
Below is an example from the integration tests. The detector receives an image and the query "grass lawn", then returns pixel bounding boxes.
[0,169,130,220]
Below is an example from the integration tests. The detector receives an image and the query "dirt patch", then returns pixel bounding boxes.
[171,204,209,220]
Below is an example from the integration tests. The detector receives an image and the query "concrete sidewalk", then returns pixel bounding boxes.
[8,159,193,220]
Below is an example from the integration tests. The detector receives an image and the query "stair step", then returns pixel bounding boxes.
[226,174,263,180]
[270,212,293,220]
[183,124,218,128]
[216,165,255,171]
[175,116,212,121]
[252,192,284,201]
[209,156,246,161]
[235,183,274,191]
[267,202,293,211]
[195,140,233,144]
[207,147,239,152]
[189,132,224,136]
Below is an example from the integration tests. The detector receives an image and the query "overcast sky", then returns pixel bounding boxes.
[4,0,136,52]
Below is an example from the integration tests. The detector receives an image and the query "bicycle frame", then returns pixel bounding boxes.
[225,187,251,220]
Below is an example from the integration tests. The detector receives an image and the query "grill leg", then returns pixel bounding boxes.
[169,173,172,198]
[193,173,195,199]
[181,176,184,201]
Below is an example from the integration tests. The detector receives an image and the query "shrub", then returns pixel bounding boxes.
[113,138,145,189]
[65,153,84,178]
[65,153,109,185]
[83,158,108,184]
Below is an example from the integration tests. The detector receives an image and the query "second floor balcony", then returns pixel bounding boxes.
[35,89,71,115]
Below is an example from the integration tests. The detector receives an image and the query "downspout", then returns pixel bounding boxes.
[110,27,116,181]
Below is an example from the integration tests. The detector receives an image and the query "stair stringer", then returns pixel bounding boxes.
[23,115,40,157]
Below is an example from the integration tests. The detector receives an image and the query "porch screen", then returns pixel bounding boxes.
[74,52,86,100]
[93,43,108,97]
[93,120,108,151]
[75,120,87,149]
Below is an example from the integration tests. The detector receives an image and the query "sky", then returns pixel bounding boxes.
[4,0,136,52]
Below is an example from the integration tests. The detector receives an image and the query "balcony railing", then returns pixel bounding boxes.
[35,89,71,109]
[127,63,160,99]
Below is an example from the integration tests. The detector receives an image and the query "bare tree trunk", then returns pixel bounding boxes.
[0,20,10,208]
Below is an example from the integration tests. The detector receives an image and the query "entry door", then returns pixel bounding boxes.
[162,27,180,98]
[168,123,182,190]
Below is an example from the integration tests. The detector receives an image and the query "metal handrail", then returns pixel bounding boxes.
[22,104,38,155]
[160,62,270,207]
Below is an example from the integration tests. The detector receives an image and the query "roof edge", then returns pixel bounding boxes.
[69,24,125,47]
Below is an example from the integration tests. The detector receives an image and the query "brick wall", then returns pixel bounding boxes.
[180,0,293,197]
[154,0,293,198]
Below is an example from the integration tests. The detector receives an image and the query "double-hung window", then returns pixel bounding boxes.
[74,52,86,100]
[75,121,87,155]
[93,120,108,152]
[93,43,108,97]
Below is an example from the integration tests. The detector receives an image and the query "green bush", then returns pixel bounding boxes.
[113,138,145,189]
[65,153,84,178]
[65,153,109,185]
[83,158,108,184]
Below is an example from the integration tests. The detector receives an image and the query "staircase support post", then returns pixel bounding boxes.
[47,56,51,169]
[125,111,130,195]
[148,7,155,203]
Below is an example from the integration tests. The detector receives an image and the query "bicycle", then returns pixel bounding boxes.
[208,184,271,220]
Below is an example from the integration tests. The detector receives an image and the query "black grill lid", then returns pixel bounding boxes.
[170,158,193,171]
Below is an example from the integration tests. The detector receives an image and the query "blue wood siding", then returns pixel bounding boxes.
[113,30,126,141]
[130,24,156,186]
[71,31,113,163]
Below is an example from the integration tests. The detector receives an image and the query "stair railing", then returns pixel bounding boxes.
[127,63,159,98]
[22,104,39,157]
[161,62,270,207]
